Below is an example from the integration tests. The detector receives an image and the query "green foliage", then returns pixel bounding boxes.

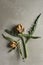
[25,13,41,43]
[2,13,41,59]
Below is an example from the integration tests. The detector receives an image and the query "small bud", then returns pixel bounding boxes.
[9,41,17,48]
[16,24,24,33]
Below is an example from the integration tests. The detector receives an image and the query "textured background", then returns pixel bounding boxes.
[0,0,43,65]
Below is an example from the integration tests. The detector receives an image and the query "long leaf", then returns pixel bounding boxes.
[2,34,20,42]
[2,34,14,41]
[25,13,41,43]
[31,36,41,39]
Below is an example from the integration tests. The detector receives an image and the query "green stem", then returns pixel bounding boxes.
[18,33,40,38]
[18,33,30,37]
[18,35,27,59]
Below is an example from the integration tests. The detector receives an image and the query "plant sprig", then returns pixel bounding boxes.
[2,13,41,59]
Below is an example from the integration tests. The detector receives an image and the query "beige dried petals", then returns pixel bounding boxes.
[9,41,17,48]
[16,24,24,33]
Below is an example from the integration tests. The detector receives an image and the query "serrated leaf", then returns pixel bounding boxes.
[25,13,41,43]
[28,13,41,35]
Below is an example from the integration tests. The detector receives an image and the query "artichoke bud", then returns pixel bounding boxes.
[16,24,24,33]
[9,41,17,48]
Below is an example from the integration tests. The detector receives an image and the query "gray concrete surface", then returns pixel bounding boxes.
[0,0,43,65]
